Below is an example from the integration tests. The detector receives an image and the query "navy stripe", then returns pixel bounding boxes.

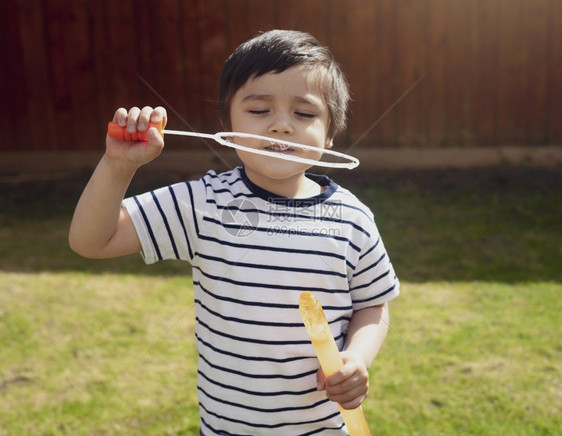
[194,266,349,294]
[198,352,317,379]
[202,216,362,252]
[197,318,329,347]
[354,252,387,278]
[150,191,179,259]
[194,251,347,278]
[338,200,374,222]
[208,200,371,237]
[194,280,353,312]
[198,298,351,332]
[168,186,193,259]
[195,333,312,363]
[133,196,162,261]
[195,280,297,309]
[358,236,380,260]
[196,298,305,327]
[205,171,243,186]
[202,179,250,199]
[197,234,353,268]
[197,231,349,262]
[198,386,328,413]
[354,282,397,304]
[200,406,341,431]
[352,269,391,291]
[185,182,199,236]
[299,422,347,436]
[198,370,317,396]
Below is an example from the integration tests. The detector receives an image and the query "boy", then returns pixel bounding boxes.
[70,30,399,434]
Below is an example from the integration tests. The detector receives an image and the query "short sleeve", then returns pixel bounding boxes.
[349,218,400,310]
[122,180,205,264]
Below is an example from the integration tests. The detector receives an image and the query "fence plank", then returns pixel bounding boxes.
[65,1,101,150]
[20,0,58,150]
[90,0,115,139]
[0,0,28,151]
[149,0,187,142]
[179,0,204,134]
[524,0,550,145]
[3,0,561,153]
[548,0,562,144]
[195,0,228,132]
[395,0,428,148]
[444,1,473,147]
[426,0,447,148]
[469,0,500,147]
[372,0,398,147]
[498,0,529,145]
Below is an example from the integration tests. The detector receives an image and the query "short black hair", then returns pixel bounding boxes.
[218,30,350,140]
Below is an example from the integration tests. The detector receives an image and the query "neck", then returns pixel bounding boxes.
[243,168,322,198]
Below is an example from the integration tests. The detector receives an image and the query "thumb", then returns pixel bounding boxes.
[146,127,165,154]
[316,367,327,391]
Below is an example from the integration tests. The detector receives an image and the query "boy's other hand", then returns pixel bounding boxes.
[106,106,167,169]
[316,350,369,410]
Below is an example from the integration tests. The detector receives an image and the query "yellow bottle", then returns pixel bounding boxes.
[299,291,372,436]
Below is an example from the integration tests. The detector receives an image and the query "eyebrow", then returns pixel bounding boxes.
[241,93,272,103]
[241,93,321,107]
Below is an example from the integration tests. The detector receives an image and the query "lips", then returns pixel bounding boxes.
[264,143,295,153]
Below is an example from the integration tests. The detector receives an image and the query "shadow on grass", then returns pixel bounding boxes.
[1,166,560,282]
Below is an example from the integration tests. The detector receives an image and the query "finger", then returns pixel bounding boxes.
[326,380,368,407]
[138,106,154,131]
[326,356,368,387]
[325,364,357,387]
[127,107,141,133]
[113,107,128,127]
[326,370,368,394]
[327,376,367,397]
[147,126,165,149]
[338,393,366,410]
[153,106,167,128]
[316,368,326,391]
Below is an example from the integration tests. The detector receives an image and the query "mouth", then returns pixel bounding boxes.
[264,143,295,154]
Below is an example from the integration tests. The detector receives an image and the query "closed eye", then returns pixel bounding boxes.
[295,112,315,119]
[249,110,269,115]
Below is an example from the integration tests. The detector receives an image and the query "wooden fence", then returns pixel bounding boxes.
[2,0,561,153]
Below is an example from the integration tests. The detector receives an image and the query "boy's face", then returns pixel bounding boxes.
[229,66,332,185]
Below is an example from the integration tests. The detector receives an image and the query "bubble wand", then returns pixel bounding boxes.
[298,291,372,435]
[107,121,359,170]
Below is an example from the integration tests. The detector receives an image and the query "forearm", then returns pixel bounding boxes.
[344,302,390,368]
[69,154,138,258]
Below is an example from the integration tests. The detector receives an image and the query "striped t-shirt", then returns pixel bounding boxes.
[123,167,400,435]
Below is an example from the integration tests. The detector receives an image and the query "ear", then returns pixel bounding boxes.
[325,137,334,149]
[220,115,231,132]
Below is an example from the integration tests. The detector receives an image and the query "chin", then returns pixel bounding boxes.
[238,151,311,178]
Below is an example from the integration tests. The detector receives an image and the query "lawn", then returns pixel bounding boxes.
[0,166,560,435]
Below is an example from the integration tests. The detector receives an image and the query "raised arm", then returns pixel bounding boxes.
[69,106,167,259]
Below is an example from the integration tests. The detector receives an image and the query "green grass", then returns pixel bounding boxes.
[0,167,560,435]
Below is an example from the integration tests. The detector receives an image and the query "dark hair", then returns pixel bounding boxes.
[218,30,350,140]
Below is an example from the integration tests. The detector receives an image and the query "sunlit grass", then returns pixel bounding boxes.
[1,272,199,435]
[366,281,561,435]
[2,273,559,435]
[1,167,560,434]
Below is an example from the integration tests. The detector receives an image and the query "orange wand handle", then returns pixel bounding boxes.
[107,120,164,142]
[299,291,372,436]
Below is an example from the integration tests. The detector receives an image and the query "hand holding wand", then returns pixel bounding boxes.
[299,291,372,436]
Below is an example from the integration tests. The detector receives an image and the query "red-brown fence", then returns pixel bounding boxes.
[2,0,561,152]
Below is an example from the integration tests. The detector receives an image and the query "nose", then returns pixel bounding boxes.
[268,112,294,135]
